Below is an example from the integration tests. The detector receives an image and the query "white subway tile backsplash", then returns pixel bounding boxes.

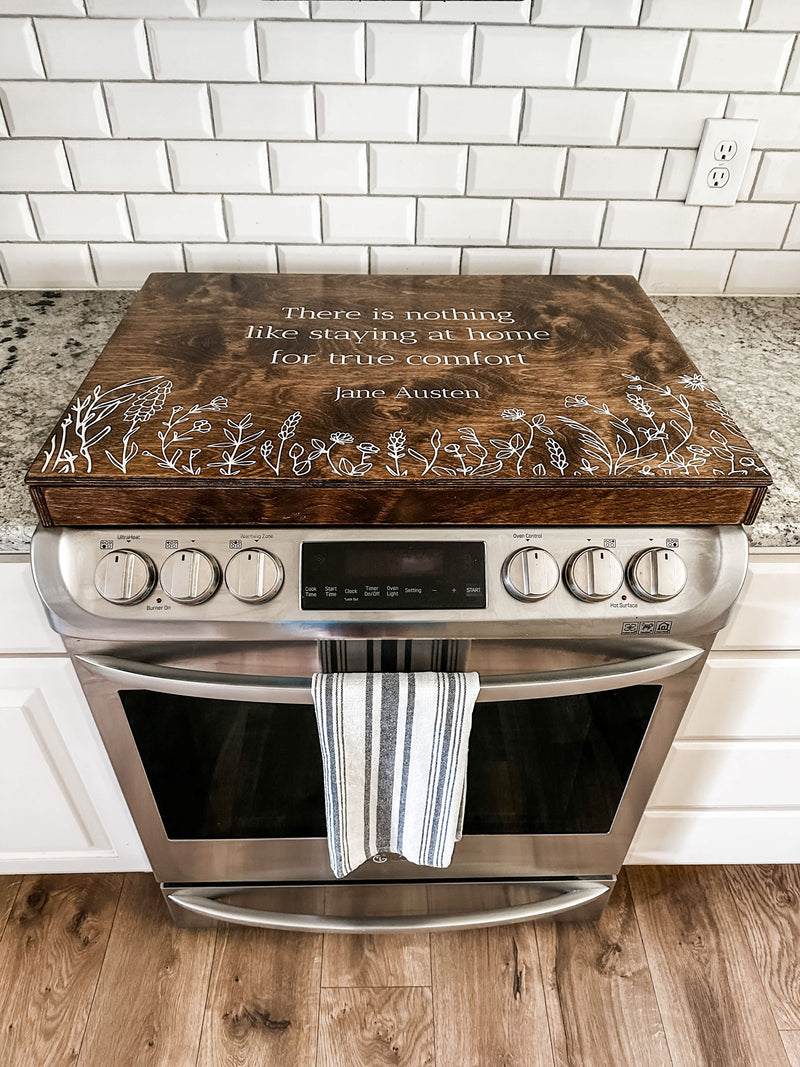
[694,203,794,249]
[752,153,800,202]
[225,194,321,242]
[521,89,624,146]
[467,146,565,197]
[726,251,800,293]
[532,0,639,24]
[147,20,258,82]
[0,194,36,239]
[0,82,109,137]
[91,242,184,287]
[640,0,749,29]
[0,19,45,79]
[36,18,150,80]
[211,85,314,140]
[367,23,472,85]
[323,196,415,244]
[418,198,510,245]
[658,149,696,200]
[462,247,552,273]
[88,0,196,14]
[740,149,762,201]
[31,193,132,240]
[510,200,604,246]
[316,1,418,18]
[66,140,171,192]
[423,1,528,21]
[371,246,460,273]
[475,26,581,87]
[0,140,72,191]
[371,145,466,195]
[553,247,644,275]
[682,33,794,92]
[203,1,307,15]
[565,148,664,199]
[748,0,800,31]
[259,22,364,83]
[604,202,699,248]
[169,142,269,193]
[185,243,277,271]
[621,92,727,148]
[277,244,368,273]
[421,88,522,144]
[727,95,800,150]
[0,243,95,287]
[106,83,213,138]
[270,143,366,194]
[578,29,689,90]
[128,194,226,241]
[317,86,417,142]
[785,208,800,249]
[0,0,83,12]
[640,250,733,293]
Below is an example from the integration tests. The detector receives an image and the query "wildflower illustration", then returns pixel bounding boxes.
[207,413,264,476]
[106,379,173,473]
[260,410,301,476]
[386,429,407,477]
[141,395,226,475]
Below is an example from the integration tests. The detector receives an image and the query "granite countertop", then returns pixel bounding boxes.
[1,288,798,553]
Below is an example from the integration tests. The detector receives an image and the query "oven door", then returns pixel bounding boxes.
[72,638,705,889]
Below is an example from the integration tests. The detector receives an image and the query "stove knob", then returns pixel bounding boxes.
[502,548,559,602]
[94,550,156,605]
[564,547,623,602]
[160,548,220,605]
[225,548,284,603]
[627,547,687,602]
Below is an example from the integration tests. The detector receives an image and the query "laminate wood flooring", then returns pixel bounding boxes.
[0,866,798,1067]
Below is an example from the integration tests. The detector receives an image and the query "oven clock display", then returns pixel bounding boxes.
[301,542,486,610]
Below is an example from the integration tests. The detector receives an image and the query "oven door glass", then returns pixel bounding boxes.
[119,684,661,841]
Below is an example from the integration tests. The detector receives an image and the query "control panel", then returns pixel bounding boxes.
[34,524,747,641]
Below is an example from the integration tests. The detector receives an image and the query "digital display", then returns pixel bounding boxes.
[301,541,486,610]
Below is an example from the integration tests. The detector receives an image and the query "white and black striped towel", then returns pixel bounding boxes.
[311,671,480,879]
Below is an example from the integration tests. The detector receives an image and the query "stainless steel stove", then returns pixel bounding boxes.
[31,522,748,932]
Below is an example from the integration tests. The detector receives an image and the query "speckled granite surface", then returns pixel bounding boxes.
[1,288,797,552]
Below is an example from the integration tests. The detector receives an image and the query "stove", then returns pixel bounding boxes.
[26,274,770,931]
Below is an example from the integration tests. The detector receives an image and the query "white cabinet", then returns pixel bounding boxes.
[0,556,148,873]
[627,546,800,864]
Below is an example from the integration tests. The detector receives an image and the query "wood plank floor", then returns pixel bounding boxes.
[0,866,798,1067]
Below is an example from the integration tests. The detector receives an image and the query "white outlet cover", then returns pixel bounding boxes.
[686,118,758,207]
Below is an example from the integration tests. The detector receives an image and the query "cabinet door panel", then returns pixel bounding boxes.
[678,653,800,738]
[627,810,800,865]
[650,740,800,809]
[0,658,148,873]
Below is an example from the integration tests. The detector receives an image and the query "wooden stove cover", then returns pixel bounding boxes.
[26,273,771,528]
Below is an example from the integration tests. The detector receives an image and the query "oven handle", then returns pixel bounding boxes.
[75,643,703,702]
[166,880,610,933]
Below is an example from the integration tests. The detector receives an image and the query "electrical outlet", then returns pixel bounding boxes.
[685,118,758,207]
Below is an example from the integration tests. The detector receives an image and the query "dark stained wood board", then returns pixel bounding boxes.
[26,273,771,527]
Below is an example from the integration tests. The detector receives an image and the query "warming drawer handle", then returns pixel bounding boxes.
[75,644,703,703]
[166,881,610,933]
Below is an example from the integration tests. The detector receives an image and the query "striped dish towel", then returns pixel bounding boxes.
[311,671,480,879]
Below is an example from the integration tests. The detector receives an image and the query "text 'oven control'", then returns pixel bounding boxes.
[160,548,220,604]
[225,548,284,603]
[627,548,687,602]
[564,547,624,602]
[94,550,156,605]
[502,548,559,601]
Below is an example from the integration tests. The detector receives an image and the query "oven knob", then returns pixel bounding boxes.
[502,548,559,601]
[564,547,624,602]
[94,550,156,605]
[225,548,284,603]
[627,547,687,602]
[160,548,220,605]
